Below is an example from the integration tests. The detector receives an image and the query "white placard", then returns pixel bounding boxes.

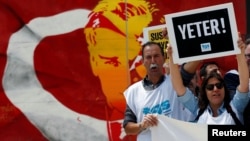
[165,2,240,64]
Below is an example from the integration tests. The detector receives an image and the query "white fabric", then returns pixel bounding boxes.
[151,115,207,141]
[225,69,239,75]
[197,108,235,125]
[4,10,109,141]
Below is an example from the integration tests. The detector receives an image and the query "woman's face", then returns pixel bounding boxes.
[205,77,225,106]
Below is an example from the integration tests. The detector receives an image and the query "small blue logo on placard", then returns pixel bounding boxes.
[201,43,211,52]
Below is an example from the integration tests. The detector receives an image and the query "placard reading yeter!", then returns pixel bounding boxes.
[165,2,240,64]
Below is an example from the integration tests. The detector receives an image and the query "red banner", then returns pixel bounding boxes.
[0,0,246,140]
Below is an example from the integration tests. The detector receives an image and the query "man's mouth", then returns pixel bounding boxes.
[150,64,158,70]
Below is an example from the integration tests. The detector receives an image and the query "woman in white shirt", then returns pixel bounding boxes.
[167,33,250,125]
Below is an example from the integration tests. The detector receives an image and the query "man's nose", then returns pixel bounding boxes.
[151,57,156,63]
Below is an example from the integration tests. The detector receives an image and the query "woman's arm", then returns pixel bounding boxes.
[231,33,250,114]
[167,44,186,96]
[236,33,249,93]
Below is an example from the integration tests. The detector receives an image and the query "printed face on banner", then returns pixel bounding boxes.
[165,2,240,64]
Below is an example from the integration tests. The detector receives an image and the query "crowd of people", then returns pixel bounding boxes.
[122,28,250,141]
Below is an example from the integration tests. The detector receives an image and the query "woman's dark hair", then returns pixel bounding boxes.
[198,70,231,111]
[141,41,164,58]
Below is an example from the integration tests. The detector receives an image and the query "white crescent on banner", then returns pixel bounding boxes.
[3,9,108,141]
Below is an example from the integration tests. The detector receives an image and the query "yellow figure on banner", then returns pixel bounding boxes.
[84,0,159,120]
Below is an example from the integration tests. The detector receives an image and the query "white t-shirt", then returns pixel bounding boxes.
[197,108,235,124]
[124,74,195,141]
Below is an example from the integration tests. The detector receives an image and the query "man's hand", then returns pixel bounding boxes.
[140,114,158,129]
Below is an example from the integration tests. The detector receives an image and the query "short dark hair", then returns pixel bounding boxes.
[199,61,219,78]
[141,41,164,58]
[245,38,250,46]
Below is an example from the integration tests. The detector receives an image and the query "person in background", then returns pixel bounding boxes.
[178,53,224,98]
[168,33,250,125]
[224,37,250,126]
[122,41,195,141]
[188,72,200,97]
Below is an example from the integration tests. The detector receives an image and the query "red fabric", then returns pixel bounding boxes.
[0,0,246,140]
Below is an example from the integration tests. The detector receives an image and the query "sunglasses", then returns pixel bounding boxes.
[206,82,224,91]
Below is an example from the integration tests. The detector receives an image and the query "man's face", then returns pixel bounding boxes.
[142,44,165,77]
[200,64,221,81]
[205,64,221,76]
